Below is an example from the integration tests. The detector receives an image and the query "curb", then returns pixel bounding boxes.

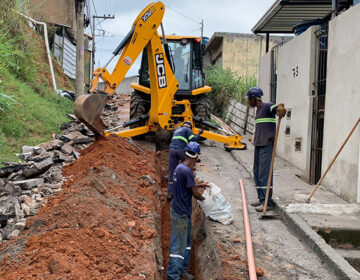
[230,150,360,280]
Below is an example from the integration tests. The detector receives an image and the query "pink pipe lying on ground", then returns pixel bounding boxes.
[239,179,257,280]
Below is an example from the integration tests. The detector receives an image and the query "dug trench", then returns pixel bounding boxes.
[0,134,251,279]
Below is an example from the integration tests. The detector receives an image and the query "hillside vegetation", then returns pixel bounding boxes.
[0,0,74,163]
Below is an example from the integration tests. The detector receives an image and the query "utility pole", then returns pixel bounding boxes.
[200,19,204,43]
[91,15,115,75]
[75,0,85,97]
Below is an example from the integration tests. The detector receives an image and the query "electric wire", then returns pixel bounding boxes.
[165,4,201,24]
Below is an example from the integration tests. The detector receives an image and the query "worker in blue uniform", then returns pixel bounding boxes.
[167,121,203,201]
[167,142,208,280]
[247,87,286,212]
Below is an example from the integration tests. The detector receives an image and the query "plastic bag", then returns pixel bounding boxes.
[197,183,233,225]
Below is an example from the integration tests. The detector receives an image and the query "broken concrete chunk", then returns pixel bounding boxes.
[38,139,64,151]
[21,204,30,216]
[33,146,46,155]
[7,229,20,240]
[22,195,36,207]
[72,150,80,159]
[34,157,53,171]
[0,163,31,178]
[13,178,45,190]
[61,143,74,155]
[0,197,17,217]
[15,219,26,231]
[52,151,69,163]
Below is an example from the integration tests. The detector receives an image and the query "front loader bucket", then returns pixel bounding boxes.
[74,94,108,137]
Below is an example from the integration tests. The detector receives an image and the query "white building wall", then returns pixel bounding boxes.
[322,4,360,203]
[258,51,271,102]
[275,27,316,175]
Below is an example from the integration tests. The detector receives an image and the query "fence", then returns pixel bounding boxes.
[225,100,255,135]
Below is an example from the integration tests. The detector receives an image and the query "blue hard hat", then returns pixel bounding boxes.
[185,142,201,158]
[183,121,192,129]
[247,87,263,98]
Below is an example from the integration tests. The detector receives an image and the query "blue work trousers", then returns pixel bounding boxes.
[253,142,274,206]
[168,149,185,193]
[167,207,191,280]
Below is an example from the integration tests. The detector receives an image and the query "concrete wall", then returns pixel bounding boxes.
[322,4,360,202]
[116,75,138,94]
[29,0,76,35]
[204,33,291,79]
[275,27,316,175]
[257,51,271,102]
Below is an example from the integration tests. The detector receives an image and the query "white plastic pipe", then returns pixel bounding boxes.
[16,11,57,91]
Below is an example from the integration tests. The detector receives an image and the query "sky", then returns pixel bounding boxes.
[86,0,274,76]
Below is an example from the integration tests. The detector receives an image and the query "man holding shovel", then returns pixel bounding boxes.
[247,87,286,212]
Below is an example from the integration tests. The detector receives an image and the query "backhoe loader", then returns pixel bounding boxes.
[74,1,246,151]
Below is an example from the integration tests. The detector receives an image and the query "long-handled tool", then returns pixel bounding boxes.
[260,116,282,219]
[307,117,360,202]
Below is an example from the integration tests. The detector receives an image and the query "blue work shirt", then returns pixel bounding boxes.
[170,163,196,216]
[169,127,200,150]
[254,103,278,146]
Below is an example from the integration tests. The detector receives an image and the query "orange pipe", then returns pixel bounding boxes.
[239,179,257,280]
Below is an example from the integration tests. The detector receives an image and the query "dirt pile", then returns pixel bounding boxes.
[0,135,165,279]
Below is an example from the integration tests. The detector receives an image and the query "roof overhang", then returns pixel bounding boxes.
[252,0,352,34]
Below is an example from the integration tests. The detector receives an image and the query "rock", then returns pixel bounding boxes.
[7,229,20,240]
[21,190,33,197]
[38,185,53,195]
[35,194,43,202]
[21,204,30,216]
[61,143,74,155]
[15,219,27,231]
[0,197,17,217]
[22,196,36,207]
[140,175,155,185]
[91,179,106,194]
[16,152,32,161]
[0,179,5,188]
[1,182,22,197]
[14,199,23,219]
[72,150,80,159]
[13,178,45,190]
[0,232,2,242]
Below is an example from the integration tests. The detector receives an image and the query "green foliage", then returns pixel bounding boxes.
[0,0,36,83]
[205,66,257,117]
[0,1,74,163]
[0,70,73,163]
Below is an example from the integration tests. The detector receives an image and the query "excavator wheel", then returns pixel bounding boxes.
[129,91,150,140]
[193,94,211,142]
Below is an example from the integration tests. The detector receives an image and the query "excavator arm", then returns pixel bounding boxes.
[74,1,246,151]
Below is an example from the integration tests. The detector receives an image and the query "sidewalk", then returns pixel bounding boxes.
[231,135,360,279]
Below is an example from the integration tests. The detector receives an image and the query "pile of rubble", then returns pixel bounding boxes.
[0,94,129,243]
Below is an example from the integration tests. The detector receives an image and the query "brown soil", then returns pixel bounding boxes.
[0,135,164,279]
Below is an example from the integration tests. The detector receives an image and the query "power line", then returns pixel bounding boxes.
[165,4,200,24]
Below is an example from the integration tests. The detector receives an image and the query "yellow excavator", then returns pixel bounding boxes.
[74,1,246,151]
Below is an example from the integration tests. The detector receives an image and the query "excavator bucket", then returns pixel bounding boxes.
[74,94,108,137]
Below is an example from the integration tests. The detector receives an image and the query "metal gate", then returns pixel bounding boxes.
[310,26,328,184]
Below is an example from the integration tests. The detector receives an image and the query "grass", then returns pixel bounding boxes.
[0,0,74,164]
[205,66,257,118]
[0,70,73,163]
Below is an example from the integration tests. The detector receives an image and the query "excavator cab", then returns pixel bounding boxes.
[129,36,211,137]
